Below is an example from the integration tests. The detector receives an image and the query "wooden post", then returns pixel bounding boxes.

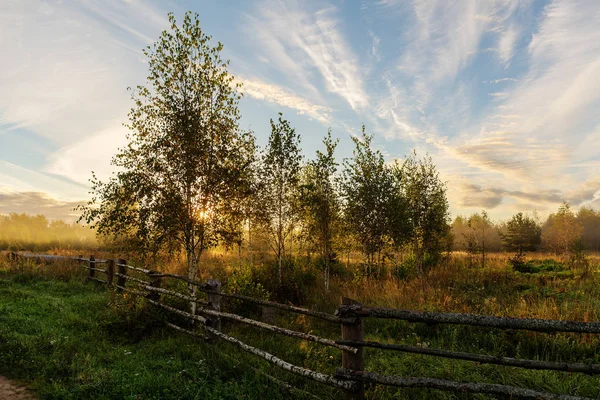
[146,270,162,301]
[116,258,127,292]
[340,297,365,400]
[206,279,221,332]
[106,259,115,287]
[88,255,96,282]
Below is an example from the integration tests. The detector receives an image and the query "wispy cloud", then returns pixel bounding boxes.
[0,0,168,188]
[458,182,563,209]
[247,0,368,110]
[237,77,332,124]
[498,24,519,66]
[483,78,519,84]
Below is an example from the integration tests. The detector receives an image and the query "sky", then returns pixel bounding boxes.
[1,0,600,222]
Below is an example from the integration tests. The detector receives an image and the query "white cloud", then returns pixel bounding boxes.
[237,77,332,124]
[0,1,166,145]
[248,0,368,110]
[498,24,519,66]
[44,124,128,185]
[0,161,88,201]
[0,0,168,187]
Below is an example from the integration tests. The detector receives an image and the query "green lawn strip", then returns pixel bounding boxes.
[0,273,292,400]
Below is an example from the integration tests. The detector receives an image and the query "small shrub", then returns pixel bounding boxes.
[226,263,270,316]
[510,254,565,274]
[392,255,416,281]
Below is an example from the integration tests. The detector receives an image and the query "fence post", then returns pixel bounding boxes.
[88,255,95,282]
[116,258,127,292]
[340,297,365,400]
[206,279,221,332]
[106,259,115,287]
[146,270,162,301]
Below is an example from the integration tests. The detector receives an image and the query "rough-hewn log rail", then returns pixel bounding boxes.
[117,263,152,275]
[164,321,209,341]
[335,369,595,400]
[146,271,343,324]
[75,258,108,264]
[128,283,356,353]
[146,272,203,286]
[206,325,356,391]
[337,340,600,374]
[143,285,209,305]
[121,286,356,391]
[201,289,345,324]
[82,266,107,274]
[115,274,210,305]
[10,253,108,263]
[114,273,150,286]
[336,306,600,334]
[195,306,358,354]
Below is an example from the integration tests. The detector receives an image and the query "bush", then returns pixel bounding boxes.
[253,257,317,305]
[225,263,270,316]
[392,254,416,281]
[510,255,565,274]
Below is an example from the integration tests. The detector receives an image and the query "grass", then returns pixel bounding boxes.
[0,261,307,400]
[3,251,600,399]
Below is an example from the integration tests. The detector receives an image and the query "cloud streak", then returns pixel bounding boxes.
[248,0,368,110]
[236,77,332,124]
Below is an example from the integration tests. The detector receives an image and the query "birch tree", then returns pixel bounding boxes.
[299,130,339,291]
[78,12,255,313]
[259,113,302,284]
[340,127,396,274]
[394,151,450,274]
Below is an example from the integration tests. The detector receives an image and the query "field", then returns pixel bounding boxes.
[2,251,600,399]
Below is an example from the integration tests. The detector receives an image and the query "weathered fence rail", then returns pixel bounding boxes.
[6,251,600,400]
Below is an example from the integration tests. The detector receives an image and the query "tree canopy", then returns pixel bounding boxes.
[502,212,541,253]
[78,12,255,290]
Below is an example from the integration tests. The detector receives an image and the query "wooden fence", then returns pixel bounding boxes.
[7,252,600,400]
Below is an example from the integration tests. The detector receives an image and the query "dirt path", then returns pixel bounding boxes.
[0,376,36,400]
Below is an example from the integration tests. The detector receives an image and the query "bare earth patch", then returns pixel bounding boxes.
[0,376,36,400]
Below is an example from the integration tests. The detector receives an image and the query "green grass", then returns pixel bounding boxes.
[0,269,306,400]
[4,253,600,399]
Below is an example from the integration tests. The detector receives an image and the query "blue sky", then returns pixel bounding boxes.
[1,0,600,222]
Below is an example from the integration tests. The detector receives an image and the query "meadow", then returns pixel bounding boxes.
[2,249,600,399]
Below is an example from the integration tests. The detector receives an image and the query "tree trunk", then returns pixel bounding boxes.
[248,219,253,266]
[186,246,198,317]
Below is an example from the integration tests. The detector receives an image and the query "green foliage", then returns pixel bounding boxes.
[227,265,270,301]
[340,127,398,266]
[78,12,255,281]
[502,212,541,252]
[298,130,339,291]
[251,257,317,305]
[257,113,303,284]
[392,255,417,280]
[568,238,590,272]
[394,151,451,273]
[226,263,270,316]
[511,258,565,274]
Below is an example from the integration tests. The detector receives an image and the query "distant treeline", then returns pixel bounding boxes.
[452,203,600,254]
[0,213,97,251]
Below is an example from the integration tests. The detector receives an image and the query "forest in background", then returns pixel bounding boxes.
[0,213,96,251]
[3,200,599,260]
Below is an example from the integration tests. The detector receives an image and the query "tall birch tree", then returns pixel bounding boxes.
[78,12,255,313]
[259,113,302,284]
